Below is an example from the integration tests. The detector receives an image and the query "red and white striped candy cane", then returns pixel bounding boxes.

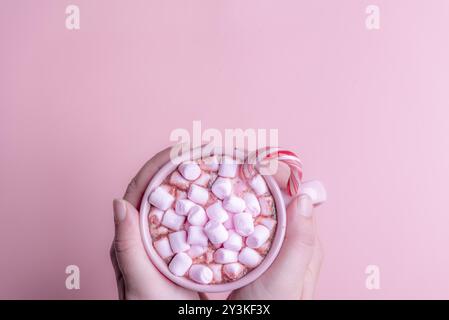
[241,147,303,196]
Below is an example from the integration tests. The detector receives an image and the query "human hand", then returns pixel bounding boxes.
[110,147,323,300]
[228,170,323,300]
[110,147,199,300]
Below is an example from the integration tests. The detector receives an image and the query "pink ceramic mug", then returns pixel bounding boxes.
[139,146,287,293]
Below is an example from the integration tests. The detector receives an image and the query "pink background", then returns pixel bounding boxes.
[1,1,449,299]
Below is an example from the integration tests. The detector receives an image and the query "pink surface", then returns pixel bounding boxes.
[1,1,449,299]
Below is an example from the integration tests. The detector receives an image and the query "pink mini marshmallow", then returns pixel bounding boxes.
[218,156,238,178]
[206,201,229,223]
[188,184,209,205]
[259,217,277,231]
[168,252,192,276]
[299,180,327,205]
[214,248,239,264]
[153,237,173,259]
[246,225,271,248]
[249,175,268,196]
[223,263,244,280]
[209,264,222,283]
[187,226,208,247]
[223,213,234,229]
[200,155,219,171]
[187,205,208,226]
[168,230,190,253]
[238,247,262,268]
[161,209,185,231]
[148,207,164,225]
[148,186,175,211]
[233,212,254,236]
[178,161,202,181]
[223,195,246,213]
[256,240,271,255]
[189,264,213,284]
[187,245,207,258]
[169,171,190,190]
[194,172,211,187]
[204,220,229,244]
[223,230,243,251]
[175,199,196,216]
[211,177,232,200]
[243,192,261,217]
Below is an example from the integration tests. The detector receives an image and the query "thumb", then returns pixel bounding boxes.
[284,194,316,251]
[112,199,158,290]
[113,199,146,258]
[257,194,316,298]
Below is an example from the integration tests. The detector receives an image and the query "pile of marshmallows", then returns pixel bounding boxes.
[147,155,277,285]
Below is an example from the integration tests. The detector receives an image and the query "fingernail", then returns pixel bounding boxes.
[297,194,313,218]
[113,199,127,222]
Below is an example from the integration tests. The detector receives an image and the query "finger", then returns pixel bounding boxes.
[110,244,125,300]
[258,194,316,298]
[300,238,324,300]
[123,146,172,208]
[113,198,170,294]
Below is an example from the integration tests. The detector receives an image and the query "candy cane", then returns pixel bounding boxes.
[241,147,303,196]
